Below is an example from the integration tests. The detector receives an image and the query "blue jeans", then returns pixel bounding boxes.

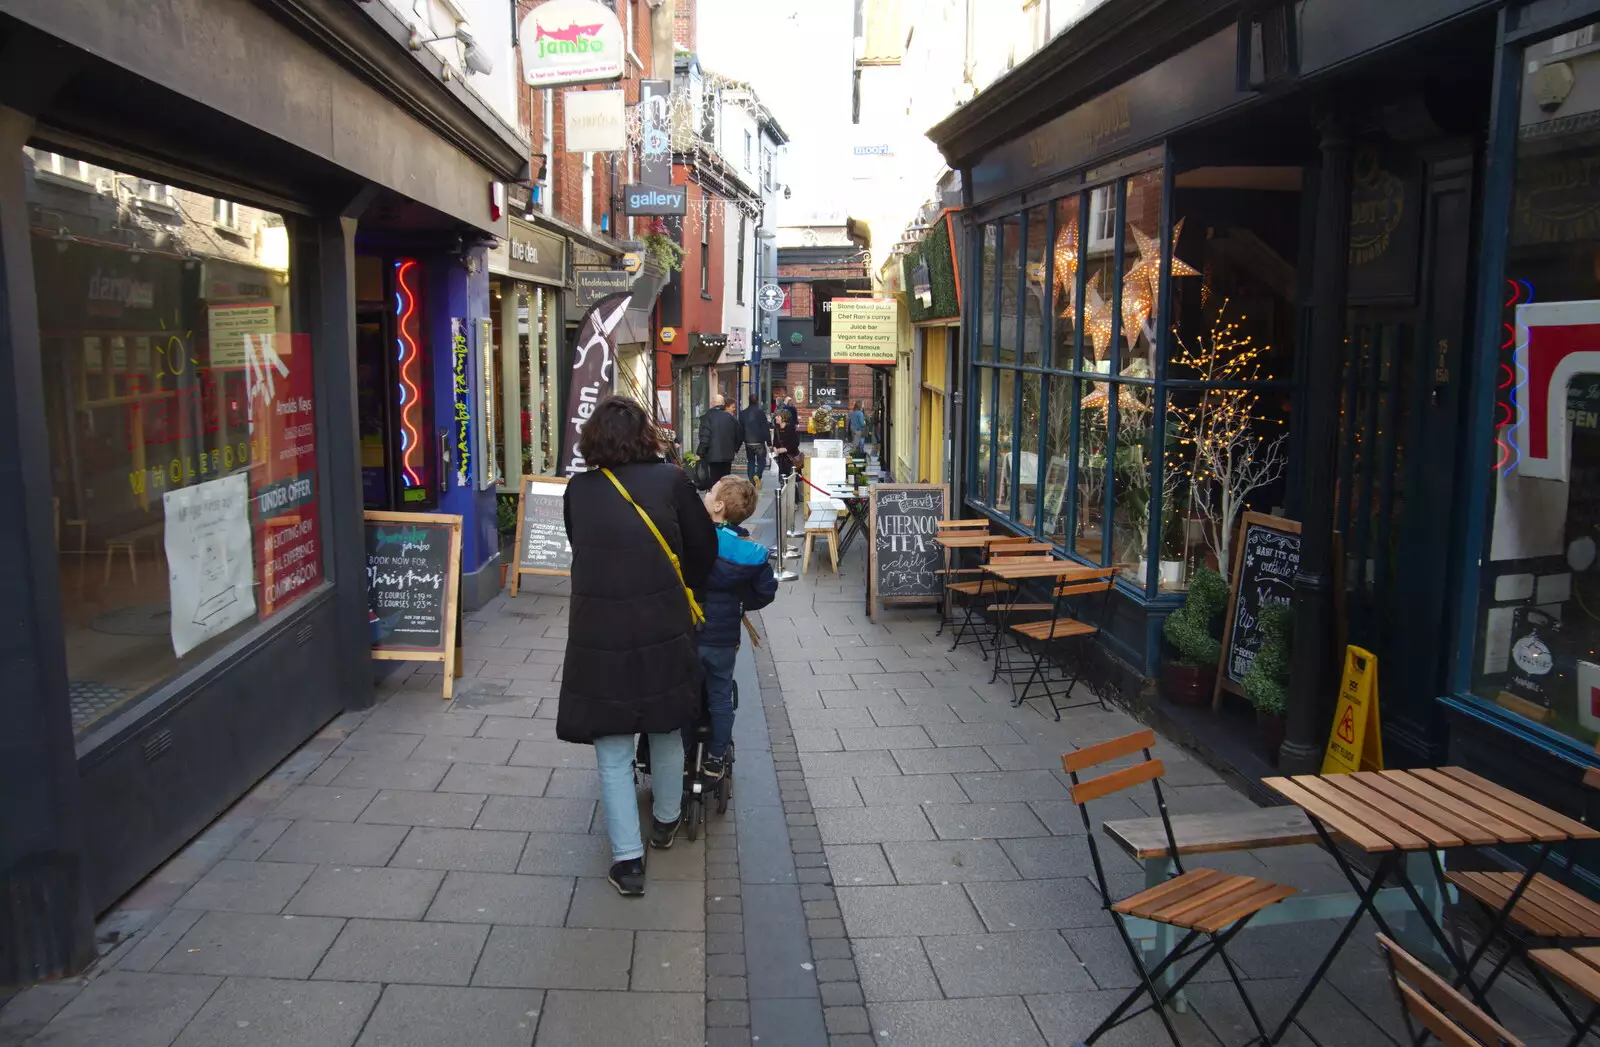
[745,443,767,481]
[594,731,683,862]
[699,644,738,759]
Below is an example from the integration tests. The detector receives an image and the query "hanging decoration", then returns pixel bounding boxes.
[1053,212,1079,318]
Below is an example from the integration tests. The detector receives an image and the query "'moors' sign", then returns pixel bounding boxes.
[1515,300,1600,480]
[623,184,687,216]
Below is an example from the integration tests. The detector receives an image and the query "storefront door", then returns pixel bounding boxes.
[356,254,438,511]
[1335,141,1476,765]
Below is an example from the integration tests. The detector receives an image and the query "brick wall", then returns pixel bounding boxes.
[777,259,869,318]
[674,0,696,51]
[675,173,725,336]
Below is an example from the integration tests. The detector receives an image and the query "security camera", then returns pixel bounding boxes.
[456,28,493,75]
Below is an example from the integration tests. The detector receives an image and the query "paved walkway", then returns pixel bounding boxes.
[0,475,1575,1047]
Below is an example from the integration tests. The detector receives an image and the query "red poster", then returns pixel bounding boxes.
[246,332,322,617]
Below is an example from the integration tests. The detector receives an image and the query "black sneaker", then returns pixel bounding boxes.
[701,754,726,781]
[607,858,645,896]
[649,816,681,850]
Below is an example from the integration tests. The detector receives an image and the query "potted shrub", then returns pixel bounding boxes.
[1242,602,1293,759]
[1160,566,1227,703]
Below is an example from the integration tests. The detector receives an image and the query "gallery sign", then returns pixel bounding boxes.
[624,184,687,216]
[520,0,624,88]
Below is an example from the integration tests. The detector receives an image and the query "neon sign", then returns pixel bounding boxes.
[451,317,471,488]
[395,259,425,489]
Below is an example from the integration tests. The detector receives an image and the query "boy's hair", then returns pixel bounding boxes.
[712,476,758,525]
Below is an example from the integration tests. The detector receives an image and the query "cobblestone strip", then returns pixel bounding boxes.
[752,612,872,1047]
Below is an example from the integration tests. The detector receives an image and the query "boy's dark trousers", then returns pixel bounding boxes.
[698,644,738,760]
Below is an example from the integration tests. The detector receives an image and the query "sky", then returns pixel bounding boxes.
[696,0,857,226]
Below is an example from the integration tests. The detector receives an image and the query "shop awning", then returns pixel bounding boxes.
[684,335,727,367]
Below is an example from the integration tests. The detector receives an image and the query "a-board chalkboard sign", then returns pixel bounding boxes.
[510,475,571,595]
[1215,512,1302,708]
[365,511,463,699]
[868,484,949,623]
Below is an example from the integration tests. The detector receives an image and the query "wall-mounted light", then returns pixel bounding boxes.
[53,227,72,254]
[407,25,493,78]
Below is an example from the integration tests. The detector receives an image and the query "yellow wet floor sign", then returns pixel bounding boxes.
[1322,645,1384,774]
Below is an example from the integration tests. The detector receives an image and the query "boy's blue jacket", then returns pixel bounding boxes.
[696,524,778,647]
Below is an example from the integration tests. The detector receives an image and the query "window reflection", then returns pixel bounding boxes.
[1023,207,1047,366]
[1052,195,1081,369]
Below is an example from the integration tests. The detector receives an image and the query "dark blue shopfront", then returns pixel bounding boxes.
[933,0,1600,837]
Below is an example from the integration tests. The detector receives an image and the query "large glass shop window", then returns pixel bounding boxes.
[1473,29,1600,744]
[28,148,322,736]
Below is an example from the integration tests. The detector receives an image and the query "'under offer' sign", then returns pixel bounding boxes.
[830,298,899,364]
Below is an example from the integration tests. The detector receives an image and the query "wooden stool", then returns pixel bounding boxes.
[802,513,840,575]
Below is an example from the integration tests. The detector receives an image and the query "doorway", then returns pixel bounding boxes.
[919,326,950,483]
[355,254,437,511]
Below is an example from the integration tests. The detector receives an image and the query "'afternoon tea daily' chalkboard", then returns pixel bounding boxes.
[1215,512,1302,708]
[365,511,463,699]
[510,475,571,595]
[868,484,949,622]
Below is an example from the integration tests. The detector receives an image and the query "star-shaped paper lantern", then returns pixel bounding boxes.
[1119,219,1200,349]
[1083,272,1113,360]
[1054,213,1079,317]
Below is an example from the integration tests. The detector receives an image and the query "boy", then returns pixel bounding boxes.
[695,476,778,778]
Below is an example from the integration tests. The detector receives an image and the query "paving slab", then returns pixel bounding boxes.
[508,740,594,768]
[261,820,409,866]
[881,839,1020,884]
[354,985,544,1047]
[390,827,528,873]
[1024,989,1219,1047]
[26,971,220,1047]
[836,885,985,937]
[474,716,560,741]
[798,751,903,778]
[286,866,444,920]
[891,747,999,774]
[155,911,344,978]
[825,844,896,887]
[815,806,935,845]
[435,763,552,797]
[743,883,817,1001]
[955,770,1071,803]
[516,831,613,876]
[924,802,1051,840]
[565,876,704,931]
[171,976,380,1047]
[175,860,315,914]
[964,878,1109,931]
[867,996,1048,1047]
[748,997,830,1047]
[534,990,703,1047]
[923,931,1096,997]
[329,757,452,792]
[312,919,489,985]
[269,785,378,823]
[630,931,706,992]
[853,937,944,1002]
[424,870,574,925]
[854,773,968,807]
[409,736,517,765]
[805,778,865,808]
[475,795,596,833]
[472,926,633,989]
[359,790,486,828]
[542,767,603,799]
[333,731,424,761]
[839,726,935,751]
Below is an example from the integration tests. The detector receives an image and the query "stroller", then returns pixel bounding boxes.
[634,678,736,841]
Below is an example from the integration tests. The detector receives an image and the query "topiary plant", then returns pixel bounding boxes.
[1162,567,1227,667]
[1242,602,1294,717]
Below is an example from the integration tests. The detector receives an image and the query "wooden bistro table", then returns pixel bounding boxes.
[931,532,1009,634]
[1261,768,1599,1043]
[981,558,1108,678]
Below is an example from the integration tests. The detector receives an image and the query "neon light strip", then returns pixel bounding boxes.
[1495,279,1534,474]
[395,259,424,488]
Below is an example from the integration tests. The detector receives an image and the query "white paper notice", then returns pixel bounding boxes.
[165,473,256,657]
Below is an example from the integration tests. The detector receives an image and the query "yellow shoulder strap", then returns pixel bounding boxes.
[600,468,706,627]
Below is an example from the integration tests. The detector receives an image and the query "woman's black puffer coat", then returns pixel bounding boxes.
[557,460,718,743]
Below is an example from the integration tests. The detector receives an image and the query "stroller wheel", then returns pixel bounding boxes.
[684,794,704,841]
[715,771,730,814]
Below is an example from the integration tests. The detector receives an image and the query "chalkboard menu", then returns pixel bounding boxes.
[1216,512,1302,707]
[365,511,463,699]
[868,484,948,622]
[510,476,571,595]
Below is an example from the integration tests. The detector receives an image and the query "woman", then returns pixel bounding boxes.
[560,396,717,896]
[774,410,802,494]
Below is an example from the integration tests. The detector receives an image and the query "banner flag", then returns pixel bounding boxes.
[560,292,632,476]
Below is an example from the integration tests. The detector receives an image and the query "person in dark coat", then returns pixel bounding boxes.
[560,395,718,896]
[738,395,771,486]
[696,394,741,485]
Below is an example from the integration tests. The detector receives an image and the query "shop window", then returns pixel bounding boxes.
[1075,384,1109,563]
[997,214,1022,364]
[32,149,321,737]
[1017,371,1043,525]
[994,369,1017,516]
[1472,29,1600,744]
[979,224,997,362]
[1051,194,1082,369]
[973,367,994,505]
[809,363,850,408]
[736,216,747,304]
[1023,206,1047,366]
[1043,374,1077,545]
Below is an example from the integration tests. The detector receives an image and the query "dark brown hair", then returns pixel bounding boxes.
[577,395,663,469]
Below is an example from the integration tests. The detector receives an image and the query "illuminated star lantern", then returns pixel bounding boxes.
[1083,272,1114,360]
[1121,220,1200,349]
[1053,213,1079,317]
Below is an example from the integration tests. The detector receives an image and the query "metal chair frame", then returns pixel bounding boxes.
[1067,729,1294,1046]
[1008,567,1118,720]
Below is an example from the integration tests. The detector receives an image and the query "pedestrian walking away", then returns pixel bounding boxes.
[696,392,741,488]
[559,395,717,897]
[848,400,868,453]
[738,395,771,487]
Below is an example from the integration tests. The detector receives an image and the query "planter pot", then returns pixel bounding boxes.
[1137,558,1185,590]
[1162,660,1215,705]
[1258,711,1287,761]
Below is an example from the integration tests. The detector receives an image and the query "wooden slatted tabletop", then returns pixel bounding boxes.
[1262,768,1600,854]
[933,534,998,549]
[985,562,1108,580]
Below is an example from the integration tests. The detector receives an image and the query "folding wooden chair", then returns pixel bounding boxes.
[1009,566,1117,719]
[933,521,992,635]
[1377,934,1524,1047]
[1528,948,1600,1046]
[983,548,1062,684]
[1065,729,1296,1046]
[945,538,1049,657]
[1443,751,1600,1023]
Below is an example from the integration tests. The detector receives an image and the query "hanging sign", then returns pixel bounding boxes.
[564,89,627,152]
[520,0,624,87]
[758,283,785,313]
[623,184,688,216]
[165,473,256,657]
[1322,645,1384,774]
[510,475,572,592]
[365,511,463,699]
[1215,512,1302,707]
[560,292,631,475]
[639,80,673,185]
[451,318,471,488]
[868,484,949,622]
[831,298,900,364]
[575,269,636,308]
